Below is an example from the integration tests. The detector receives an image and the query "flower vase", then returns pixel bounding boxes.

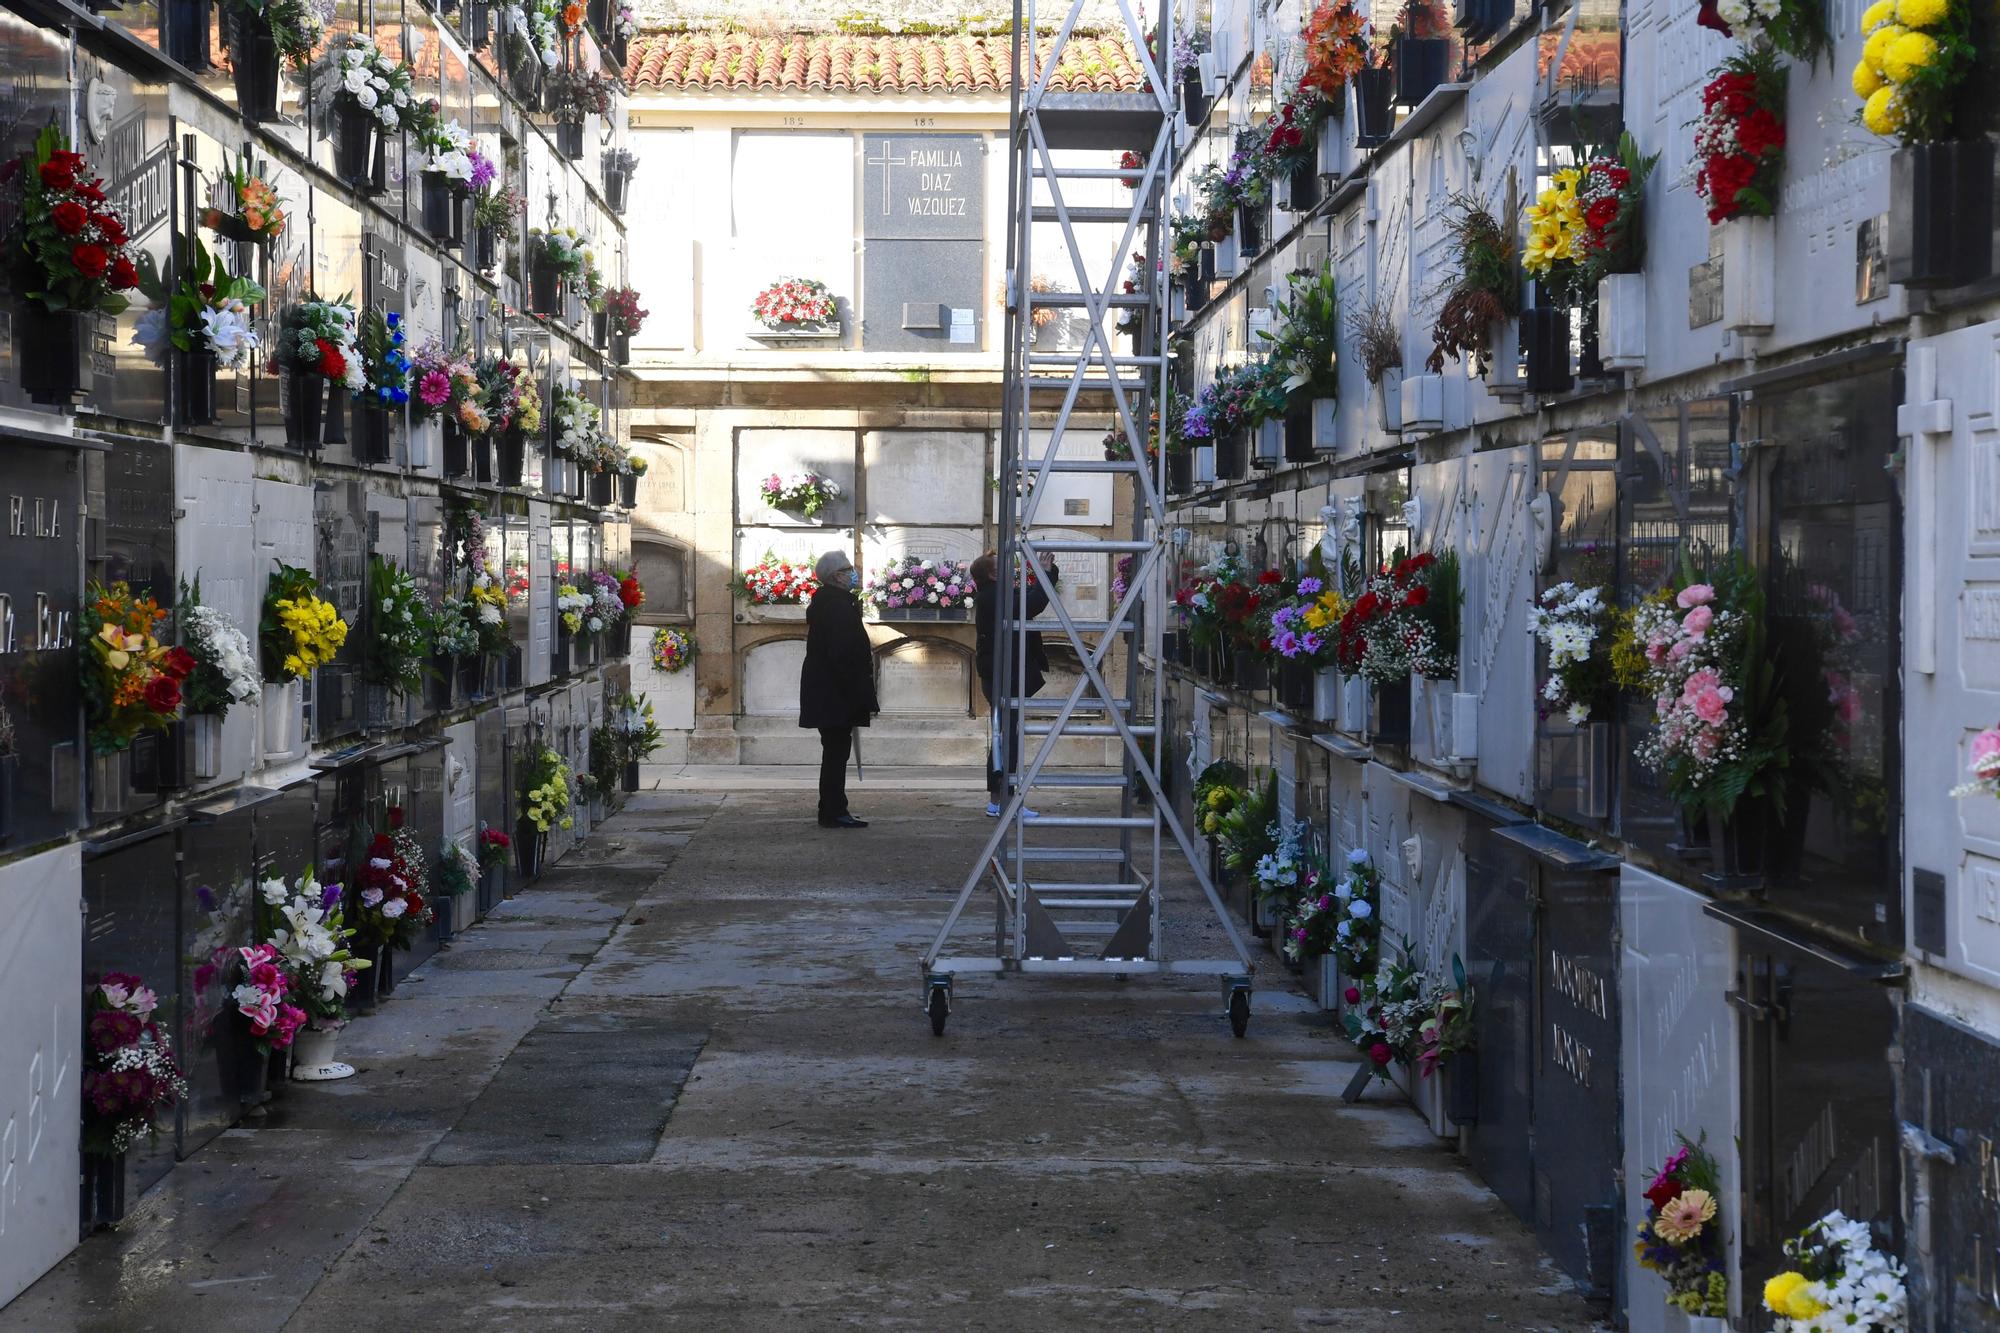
[589,470,614,506]
[556,119,585,161]
[188,712,223,780]
[285,368,324,450]
[420,172,456,243]
[290,1022,357,1081]
[1165,449,1192,494]
[467,0,489,48]
[586,0,609,35]
[1354,67,1395,145]
[1214,427,1248,480]
[1718,214,1775,335]
[1180,68,1211,126]
[1704,798,1767,890]
[1393,36,1450,107]
[474,223,498,273]
[618,472,638,506]
[18,303,85,406]
[261,679,299,756]
[1192,443,1216,486]
[591,310,609,350]
[334,102,380,192]
[235,1036,271,1107]
[81,1151,127,1230]
[178,348,218,426]
[497,430,525,485]
[611,331,630,366]
[1278,658,1314,710]
[471,433,493,483]
[165,0,212,70]
[1889,139,1996,289]
[623,759,640,792]
[376,945,397,998]
[517,822,545,878]
[1316,112,1348,177]
[321,378,347,444]
[1370,676,1412,746]
[229,10,282,123]
[1676,1318,1728,1333]
[354,401,392,464]
[1521,305,1573,395]
[1287,159,1319,215]
[1445,1052,1479,1125]
[590,796,606,824]
[1596,272,1645,370]
[529,258,561,315]
[1313,953,1339,1011]
[604,165,630,214]
[442,418,469,477]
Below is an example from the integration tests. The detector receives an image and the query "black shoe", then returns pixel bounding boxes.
[818,814,868,828]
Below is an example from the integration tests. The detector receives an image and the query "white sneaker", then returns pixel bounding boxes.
[985,803,1041,819]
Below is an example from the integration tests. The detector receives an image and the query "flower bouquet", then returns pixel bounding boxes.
[1300,0,1370,106]
[201,153,288,243]
[433,839,476,902]
[219,0,323,70]
[1953,726,2000,798]
[409,340,483,426]
[82,973,187,1156]
[760,471,841,518]
[325,32,418,131]
[1700,0,1830,62]
[1637,1135,1730,1318]
[1337,551,1461,683]
[1629,557,1788,826]
[261,562,348,683]
[478,825,512,870]
[617,569,646,611]
[358,820,433,951]
[278,296,363,389]
[556,583,591,637]
[586,570,624,634]
[732,554,820,606]
[651,626,695,674]
[551,384,600,459]
[1426,194,1519,377]
[1693,49,1787,225]
[1416,957,1473,1077]
[1853,0,1974,141]
[498,0,561,73]
[230,942,308,1058]
[1529,581,1614,725]
[354,307,410,408]
[1294,847,1381,977]
[132,242,263,423]
[519,741,575,834]
[361,557,430,697]
[1762,1211,1905,1330]
[616,692,662,766]
[1192,762,1246,840]
[1265,572,1345,668]
[81,582,191,753]
[468,573,511,656]
[260,867,370,1049]
[751,277,839,332]
[7,128,142,401]
[865,556,973,617]
[432,594,481,659]
[1216,771,1280,877]
[1342,954,1430,1080]
[179,577,261,720]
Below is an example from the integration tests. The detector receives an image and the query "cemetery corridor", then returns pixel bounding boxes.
[3,782,1597,1332]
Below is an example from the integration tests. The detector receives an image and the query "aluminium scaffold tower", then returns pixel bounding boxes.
[920,0,1256,1035]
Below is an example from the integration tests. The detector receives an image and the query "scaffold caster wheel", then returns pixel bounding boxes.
[1226,982,1251,1039]
[926,975,951,1036]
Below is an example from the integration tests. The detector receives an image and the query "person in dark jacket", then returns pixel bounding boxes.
[972,548,1059,817]
[799,549,878,828]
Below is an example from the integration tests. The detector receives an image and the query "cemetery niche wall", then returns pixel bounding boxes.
[0,0,637,1298]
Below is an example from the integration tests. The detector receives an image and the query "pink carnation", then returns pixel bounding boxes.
[1681,605,1713,637]
[1676,583,1715,609]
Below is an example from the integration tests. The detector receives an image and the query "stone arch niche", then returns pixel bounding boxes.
[630,535,691,621]
[630,436,690,519]
[874,638,974,718]
[741,636,808,717]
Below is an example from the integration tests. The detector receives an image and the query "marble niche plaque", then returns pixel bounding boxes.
[0,447,84,849]
[737,429,857,527]
[875,639,972,717]
[741,638,808,717]
[864,430,986,526]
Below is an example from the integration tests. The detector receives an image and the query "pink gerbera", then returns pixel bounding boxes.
[419,370,451,407]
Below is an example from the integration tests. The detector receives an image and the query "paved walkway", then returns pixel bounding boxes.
[4,787,1601,1331]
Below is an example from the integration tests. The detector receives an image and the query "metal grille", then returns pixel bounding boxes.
[920,0,1255,1036]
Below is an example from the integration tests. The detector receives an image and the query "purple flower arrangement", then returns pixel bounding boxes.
[865,556,972,615]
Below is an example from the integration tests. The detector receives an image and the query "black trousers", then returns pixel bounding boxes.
[818,726,852,820]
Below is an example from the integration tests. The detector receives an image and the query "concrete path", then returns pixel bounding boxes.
[3,787,1601,1332]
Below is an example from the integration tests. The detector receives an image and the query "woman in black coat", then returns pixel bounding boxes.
[799,548,878,828]
[972,549,1059,816]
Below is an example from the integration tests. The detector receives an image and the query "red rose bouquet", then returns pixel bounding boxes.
[616,568,645,610]
[731,553,820,605]
[82,972,187,1156]
[750,277,838,330]
[1336,550,1460,682]
[1693,48,1787,225]
[7,126,140,314]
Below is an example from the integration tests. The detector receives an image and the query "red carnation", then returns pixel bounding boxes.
[1257,570,1283,586]
[405,892,425,916]
[144,673,182,714]
[315,339,347,379]
[69,243,108,279]
[94,214,127,245]
[50,200,88,234]
[1737,108,1785,158]
[160,646,197,680]
[74,179,106,203]
[109,257,138,290]
[1403,585,1429,608]
[1585,197,1618,231]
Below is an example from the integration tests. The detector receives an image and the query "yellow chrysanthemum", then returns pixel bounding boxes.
[1852,58,1885,96]
[1863,21,1906,71]
[1762,1271,1825,1320]
[1860,0,1897,29]
[1894,0,1947,27]
[1882,29,1938,81]
[1862,86,1907,134]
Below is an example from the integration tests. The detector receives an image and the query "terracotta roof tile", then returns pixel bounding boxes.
[623,30,1147,96]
